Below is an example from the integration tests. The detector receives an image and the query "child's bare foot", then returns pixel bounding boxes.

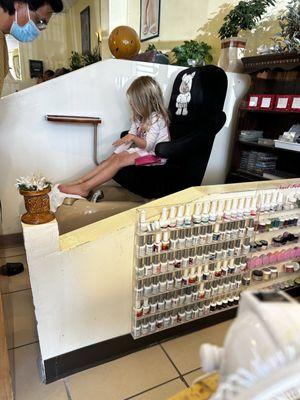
[58,184,89,197]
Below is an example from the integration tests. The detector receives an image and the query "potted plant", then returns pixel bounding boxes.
[172,40,213,67]
[16,174,55,225]
[274,0,300,53]
[218,0,275,72]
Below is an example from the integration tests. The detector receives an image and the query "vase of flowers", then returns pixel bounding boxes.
[16,174,55,225]
[218,0,275,72]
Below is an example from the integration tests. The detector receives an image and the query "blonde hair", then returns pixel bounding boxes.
[126,76,169,132]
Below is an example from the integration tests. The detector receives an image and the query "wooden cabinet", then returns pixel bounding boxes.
[227,53,300,183]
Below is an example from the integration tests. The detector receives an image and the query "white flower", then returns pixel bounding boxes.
[16,173,51,191]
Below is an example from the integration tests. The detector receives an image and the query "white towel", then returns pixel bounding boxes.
[49,184,83,212]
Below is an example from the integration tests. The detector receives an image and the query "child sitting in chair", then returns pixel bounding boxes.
[59,76,170,197]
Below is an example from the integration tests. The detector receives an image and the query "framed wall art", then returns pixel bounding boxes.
[80,6,91,54]
[140,0,161,42]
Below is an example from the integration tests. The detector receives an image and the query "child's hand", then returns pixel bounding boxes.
[113,133,135,147]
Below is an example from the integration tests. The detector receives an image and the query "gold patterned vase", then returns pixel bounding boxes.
[20,187,55,225]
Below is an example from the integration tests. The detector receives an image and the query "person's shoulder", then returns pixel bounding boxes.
[150,112,166,127]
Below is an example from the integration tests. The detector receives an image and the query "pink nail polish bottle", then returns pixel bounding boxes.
[262,253,269,265]
[256,256,263,267]
[269,252,277,264]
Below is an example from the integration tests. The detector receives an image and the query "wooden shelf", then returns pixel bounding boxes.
[240,107,300,114]
[238,140,300,154]
[242,53,300,73]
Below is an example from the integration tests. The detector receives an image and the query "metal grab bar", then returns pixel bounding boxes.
[46,115,102,165]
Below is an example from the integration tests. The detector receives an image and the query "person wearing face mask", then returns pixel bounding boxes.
[0,0,63,94]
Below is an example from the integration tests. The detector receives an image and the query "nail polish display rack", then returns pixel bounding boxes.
[131,186,300,339]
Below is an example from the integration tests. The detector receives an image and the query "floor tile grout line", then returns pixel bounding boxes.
[1,287,31,296]
[63,379,73,400]
[183,366,203,376]
[123,377,181,400]
[8,340,39,351]
[159,344,189,388]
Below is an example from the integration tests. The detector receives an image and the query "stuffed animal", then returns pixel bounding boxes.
[175,71,196,115]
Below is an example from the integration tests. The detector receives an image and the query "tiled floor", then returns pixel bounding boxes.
[1,245,233,400]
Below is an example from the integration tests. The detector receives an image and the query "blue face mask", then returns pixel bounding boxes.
[10,6,40,42]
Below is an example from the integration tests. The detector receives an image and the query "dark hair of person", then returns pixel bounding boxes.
[0,0,63,15]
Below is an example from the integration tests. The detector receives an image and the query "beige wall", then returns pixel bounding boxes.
[124,0,290,64]
[66,0,101,54]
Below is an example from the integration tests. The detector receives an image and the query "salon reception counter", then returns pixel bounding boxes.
[22,178,300,382]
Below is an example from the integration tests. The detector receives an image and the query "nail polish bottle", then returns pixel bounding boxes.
[157,295,165,311]
[201,201,210,224]
[221,260,228,276]
[189,247,196,266]
[184,203,192,226]
[165,293,172,310]
[177,307,186,323]
[146,235,155,256]
[212,282,218,296]
[217,199,225,223]
[202,245,209,263]
[192,202,202,225]
[204,283,211,298]
[213,223,221,241]
[199,226,207,245]
[276,192,283,211]
[219,223,226,241]
[250,196,257,216]
[153,232,162,253]
[224,278,230,293]
[159,275,167,293]
[172,293,180,307]
[144,256,153,277]
[222,241,229,259]
[174,271,182,289]
[156,313,163,329]
[182,249,189,268]
[224,198,232,220]
[231,198,238,220]
[166,273,174,291]
[167,252,175,272]
[209,244,216,261]
[234,239,241,256]
[225,222,232,241]
[215,261,222,277]
[204,300,210,314]
[178,229,185,249]
[174,250,182,268]
[246,219,255,238]
[215,243,222,259]
[142,298,150,315]
[197,265,203,282]
[137,235,146,257]
[134,301,142,316]
[136,258,144,279]
[176,205,184,227]
[231,221,239,240]
[141,318,150,335]
[185,305,193,320]
[192,304,200,319]
[243,197,251,218]
[206,225,213,244]
[150,297,158,314]
[238,220,246,238]
[189,267,197,284]
[170,310,177,325]
[186,287,193,303]
[152,277,159,295]
[222,297,228,308]
[270,191,278,212]
[218,280,224,294]
[139,210,148,232]
[169,206,177,228]
[133,322,141,337]
[152,254,161,275]
[209,200,217,223]
[192,287,199,302]
[162,230,170,251]
[135,280,143,301]
[237,197,245,219]
[160,253,168,274]
[234,294,240,305]
[264,193,271,212]
[228,258,235,274]
[144,278,153,297]
[159,207,169,229]
[179,289,186,305]
[235,275,242,289]
[163,312,171,327]
[242,238,250,255]
[185,228,193,247]
[196,246,204,265]
[229,277,236,291]
[199,282,205,299]
[227,241,235,257]
[192,226,200,247]
[182,269,189,286]
[149,316,156,332]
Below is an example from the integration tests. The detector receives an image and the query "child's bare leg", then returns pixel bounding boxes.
[65,154,118,186]
[59,152,138,196]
